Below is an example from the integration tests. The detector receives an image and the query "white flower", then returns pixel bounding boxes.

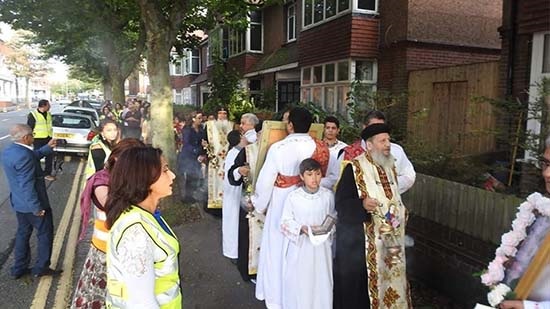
[526,192,542,206]
[518,201,534,213]
[496,245,517,257]
[535,197,550,216]
[487,261,505,282]
[511,217,530,232]
[487,284,511,307]
[501,230,525,247]
[516,210,536,227]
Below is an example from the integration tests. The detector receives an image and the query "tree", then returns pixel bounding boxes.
[0,0,145,104]
[4,30,51,108]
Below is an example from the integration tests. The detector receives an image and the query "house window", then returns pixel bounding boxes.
[337,61,349,81]
[355,60,374,81]
[250,11,263,52]
[357,0,376,11]
[326,0,337,18]
[304,0,313,26]
[187,49,200,74]
[301,59,376,114]
[174,89,183,105]
[543,34,550,73]
[172,59,183,76]
[229,29,246,56]
[286,4,296,42]
[338,0,349,12]
[250,78,262,104]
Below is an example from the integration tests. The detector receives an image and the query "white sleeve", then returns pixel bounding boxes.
[524,301,550,309]
[321,153,338,191]
[392,143,416,194]
[232,168,242,181]
[280,193,301,243]
[116,224,160,309]
[251,147,278,214]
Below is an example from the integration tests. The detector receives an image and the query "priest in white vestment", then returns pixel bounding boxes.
[280,158,336,309]
[251,107,332,309]
[338,110,416,194]
[222,130,246,259]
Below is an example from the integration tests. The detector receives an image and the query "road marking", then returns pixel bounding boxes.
[52,171,84,309]
[1,119,8,121]
[0,135,9,140]
[30,161,84,309]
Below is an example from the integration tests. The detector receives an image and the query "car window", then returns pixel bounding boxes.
[53,115,91,128]
[64,109,98,121]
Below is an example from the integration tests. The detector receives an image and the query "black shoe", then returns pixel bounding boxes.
[10,268,31,279]
[33,268,62,278]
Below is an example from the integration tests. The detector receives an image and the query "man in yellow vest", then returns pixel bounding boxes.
[27,99,55,181]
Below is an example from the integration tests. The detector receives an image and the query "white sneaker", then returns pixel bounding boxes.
[250,278,256,284]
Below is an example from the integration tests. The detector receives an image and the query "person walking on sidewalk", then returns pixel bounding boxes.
[71,138,144,309]
[105,147,181,308]
[27,99,55,181]
[1,124,61,278]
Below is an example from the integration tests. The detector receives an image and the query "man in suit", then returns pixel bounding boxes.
[1,124,60,278]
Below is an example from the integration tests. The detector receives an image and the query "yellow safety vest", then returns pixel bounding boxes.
[85,136,111,179]
[106,206,181,309]
[30,110,52,138]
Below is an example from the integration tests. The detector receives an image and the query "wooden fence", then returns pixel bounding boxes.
[407,61,500,156]
[402,173,523,244]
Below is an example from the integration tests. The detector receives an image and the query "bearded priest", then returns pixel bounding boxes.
[333,123,412,309]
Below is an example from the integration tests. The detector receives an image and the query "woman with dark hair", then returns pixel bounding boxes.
[85,119,121,179]
[105,147,181,308]
[72,138,144,309]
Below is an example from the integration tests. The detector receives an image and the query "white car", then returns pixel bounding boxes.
[52,113,97,155]
[63,106,100,127]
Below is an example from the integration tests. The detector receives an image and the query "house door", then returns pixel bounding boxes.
[277,81,300,111]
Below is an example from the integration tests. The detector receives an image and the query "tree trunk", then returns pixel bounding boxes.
[103,78,113,102]
[147,42,176,166]
[14,77,19,105]
[25,77,30,109]
[110,72,126,106]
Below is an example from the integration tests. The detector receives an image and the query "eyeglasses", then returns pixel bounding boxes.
[538,156,550,171]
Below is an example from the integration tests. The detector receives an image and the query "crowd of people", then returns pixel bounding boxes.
[1,98,548,308]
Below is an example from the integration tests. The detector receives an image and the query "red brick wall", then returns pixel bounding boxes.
[227,54,262,76]
[263,5,285,54]
[406,44,500,72]
[298,14,379,67]
[517,0,550,34]
[170,76,195,90]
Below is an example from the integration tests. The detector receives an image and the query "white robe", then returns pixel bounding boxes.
[356,140,416,194]
[280,186,335,309]
[222,147,242,258]
[251,133,334,309]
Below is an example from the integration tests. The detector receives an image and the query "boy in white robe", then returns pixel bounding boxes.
[222,130,245,259]
[280,158,336,309]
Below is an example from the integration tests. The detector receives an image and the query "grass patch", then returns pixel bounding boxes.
[160,196,202,227]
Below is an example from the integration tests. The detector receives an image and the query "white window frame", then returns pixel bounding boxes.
[302,0,378,31]
[187,49,200,75]
[300,59,377,110]
[228,28,246,57]
[173,89,183,105]
[287,3,297,42]
[524,31,550,161]
[247,10,264,53]
[353,0,378,14]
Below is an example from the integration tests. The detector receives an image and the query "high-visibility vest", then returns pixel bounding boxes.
[30,110,52,138]
[106,206,181,309]
[85,136,111,179]
[91,206,108,253]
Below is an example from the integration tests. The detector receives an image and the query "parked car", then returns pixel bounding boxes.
[68,100,102,112]
[56,98,72,105]
[63,106,100,127]
[51,113,97,155]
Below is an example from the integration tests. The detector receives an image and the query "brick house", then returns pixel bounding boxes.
[169,0,502,128]
[499,0,550,161]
